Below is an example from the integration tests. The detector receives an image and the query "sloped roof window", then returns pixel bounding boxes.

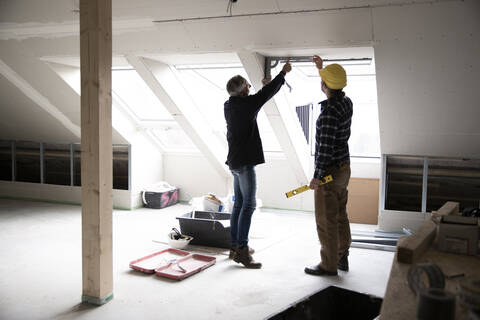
[112,69,198,152]
[273,59,380,158]
[112,69,173,121]
[175,64,282,153]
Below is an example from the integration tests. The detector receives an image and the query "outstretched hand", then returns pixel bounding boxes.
[313,55,323,69]
[282,58,292,73]
[309,178,321,190]
[262,76,272,86]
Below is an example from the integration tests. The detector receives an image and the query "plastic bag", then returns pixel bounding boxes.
[203,193,223,212]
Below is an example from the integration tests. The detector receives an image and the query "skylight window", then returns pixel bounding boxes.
[112,69,173,121]
[150,127,199,152]
[174,64,282,153]
[272,58,380,158]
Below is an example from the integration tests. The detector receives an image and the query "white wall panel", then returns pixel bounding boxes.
[373,0,480,157]
[1,0,479,213]
[0,182,132,209]
[163,153,229,202]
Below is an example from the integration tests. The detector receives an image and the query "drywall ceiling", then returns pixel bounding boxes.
[0,0,449,25]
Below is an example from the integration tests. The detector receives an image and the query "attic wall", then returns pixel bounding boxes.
[6,1,478,159]
[374,1,480,158]
[0,0,478,215]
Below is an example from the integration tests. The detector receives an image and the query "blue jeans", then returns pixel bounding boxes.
[230,165,257,247]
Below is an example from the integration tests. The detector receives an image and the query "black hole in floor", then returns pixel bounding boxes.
[267,286,382,320]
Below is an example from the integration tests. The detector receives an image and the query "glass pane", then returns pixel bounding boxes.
[44,143,71,186]
[175,65,282,152]
[427,158,480,212]
[113,145,129,190]
[0,141,12,181]
[385,156,424,211]
[273,59,380,157]
[112,69,173,121]
[151,128,199,152]
[15,141,41,183]
[71,144,131,190]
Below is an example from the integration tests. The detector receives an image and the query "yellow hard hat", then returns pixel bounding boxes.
[318,64,347,90]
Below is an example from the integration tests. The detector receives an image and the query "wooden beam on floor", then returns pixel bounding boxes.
[80,0,113,305]
[433,201,460,216]
[396,219,437,264]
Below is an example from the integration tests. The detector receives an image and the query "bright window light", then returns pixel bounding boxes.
[273,59,380,158]
[112,69,173,121]
[175,64,282,153]
[151,127,199,152]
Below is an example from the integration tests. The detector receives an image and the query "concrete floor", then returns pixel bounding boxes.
[0,199,394,320]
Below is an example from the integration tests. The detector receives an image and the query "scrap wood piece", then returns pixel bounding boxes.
[432,201,460,218]
[397,219,437,264]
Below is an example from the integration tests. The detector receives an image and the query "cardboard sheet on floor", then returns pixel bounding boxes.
[129,248,216,280]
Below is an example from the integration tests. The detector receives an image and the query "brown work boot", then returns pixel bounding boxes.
[233,246,262,269]
[304,263,337,276]
[338,250,349,272]
[229,245,255,259]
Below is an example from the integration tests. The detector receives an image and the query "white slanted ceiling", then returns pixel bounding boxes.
[127,55,230,179]
[0,73,79,142]
[0,40,127,144]
[0,58,80,139]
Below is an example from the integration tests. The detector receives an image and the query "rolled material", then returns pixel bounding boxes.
[417,288,456,320]
[408,263,446,295]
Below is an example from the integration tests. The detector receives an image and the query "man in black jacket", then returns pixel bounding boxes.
[224,60,291,268]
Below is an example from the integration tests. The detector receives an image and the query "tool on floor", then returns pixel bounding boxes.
[165,258,187,273]
[285,175,333,198]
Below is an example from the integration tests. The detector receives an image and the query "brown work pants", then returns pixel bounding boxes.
[314,163,352,272]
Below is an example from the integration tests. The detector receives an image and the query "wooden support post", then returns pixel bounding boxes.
[80,0,113,305]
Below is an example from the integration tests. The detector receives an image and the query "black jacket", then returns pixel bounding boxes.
[224,72,286,169]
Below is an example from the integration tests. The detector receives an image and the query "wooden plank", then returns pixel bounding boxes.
[396,219,437,264]
[433,201,460,216]
[80,0,113,305]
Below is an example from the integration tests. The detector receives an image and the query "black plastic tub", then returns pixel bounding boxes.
[267,286,382,320]
[176,211,231,248]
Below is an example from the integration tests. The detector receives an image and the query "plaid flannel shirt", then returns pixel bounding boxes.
[313,94,353,179]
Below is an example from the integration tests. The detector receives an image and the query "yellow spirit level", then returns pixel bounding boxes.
[285,175,333,198]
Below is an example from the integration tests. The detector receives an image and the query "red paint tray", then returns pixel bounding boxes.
[129,248,190,273]
[129,249,216,280]
[154,254,216,280]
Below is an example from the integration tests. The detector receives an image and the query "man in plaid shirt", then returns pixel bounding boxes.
[305,55,353,276]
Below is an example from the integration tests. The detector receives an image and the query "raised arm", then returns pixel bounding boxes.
[247,59,292,110]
